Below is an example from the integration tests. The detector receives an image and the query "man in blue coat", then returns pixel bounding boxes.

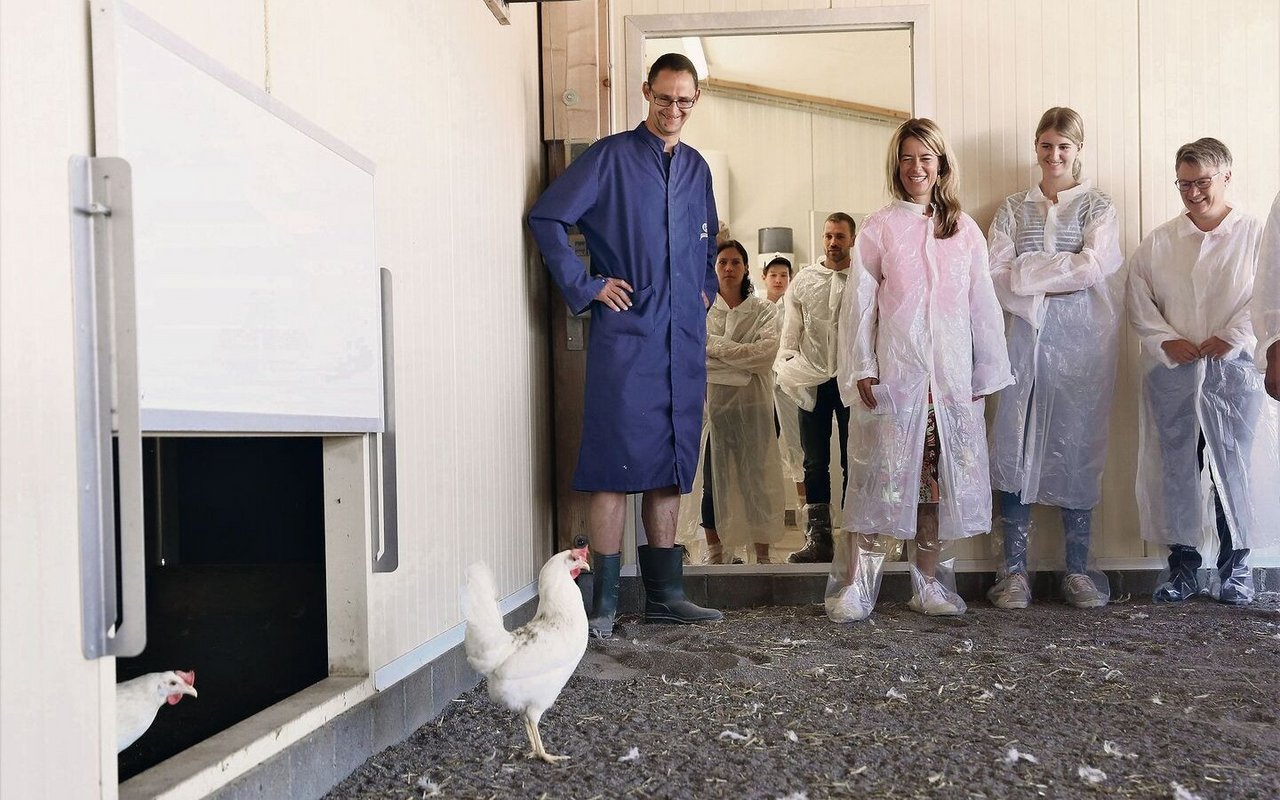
[528,53,723,638]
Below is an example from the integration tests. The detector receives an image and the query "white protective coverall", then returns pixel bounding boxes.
[775,261,849,411]
[1126,207,1280,549]
[836,201,1014,540]
[988,182,1126,508]
[772,294,806,483]
[680,294,785,550]
[1253,191,1280,369]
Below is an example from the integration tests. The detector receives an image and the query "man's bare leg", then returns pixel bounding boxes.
[586,491,626,638]
[588,491,627,555]
[640,485,680,547]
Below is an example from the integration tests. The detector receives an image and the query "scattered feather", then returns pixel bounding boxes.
[1151,695,1165,705]
[975,690,995,701]
[899,674,918,683]
[886,688,908,701]
[718,729,751,742]
[1102,669,1123,682]
[927,772,945,784]
[1102,740,1136,759]
[1002,747,1040,765]
[776,793,808,800]
[660,674,688,687]
[1127,611,1150,620]
[415,777,441,796]
[1078,765,1107,784]
[785,730,800,743]
[954,639,974,653]
[1171,782,1204,800]
[617,747,641,763]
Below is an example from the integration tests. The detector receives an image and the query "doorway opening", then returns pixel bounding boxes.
[117,436,329,780]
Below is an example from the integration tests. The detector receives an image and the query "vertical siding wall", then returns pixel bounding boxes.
[0,2,112,797]
[608,0,1280,563]
[2,15,549,789]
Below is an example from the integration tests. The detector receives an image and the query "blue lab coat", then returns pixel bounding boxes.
[529,122,720,493]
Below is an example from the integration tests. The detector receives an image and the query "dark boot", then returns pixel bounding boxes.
[588,552,622,638]
[1153,545,1201,603]
[787,503,834,563]
[637,545,723,625]
[1216,548,1254,605]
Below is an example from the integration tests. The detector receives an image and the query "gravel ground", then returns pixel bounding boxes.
[328,594,1280,800]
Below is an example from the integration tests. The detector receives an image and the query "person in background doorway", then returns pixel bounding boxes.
[762,255,807,508]
[774,214,857,563]
[695,240,785,564]
[527,52,723,638]
[1254,191,1280,401]
[985,107,1126,610]
[1127,138,1280,606]
[830,118,1013,622]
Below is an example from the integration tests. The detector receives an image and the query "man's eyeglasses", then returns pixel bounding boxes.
[1175,172,1221,193]
[650,93,697,110]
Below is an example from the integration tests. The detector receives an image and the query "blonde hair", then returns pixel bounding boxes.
[1035,107,1085,180]
[885,118,962,239]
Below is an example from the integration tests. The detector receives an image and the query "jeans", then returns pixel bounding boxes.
[798,377,850,505]
[998,491,1092,575]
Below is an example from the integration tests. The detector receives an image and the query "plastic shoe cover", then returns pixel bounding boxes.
[1062,573,1107,608]
[1217,574,1255,605]
[825,584,871,623]
[909,579,964,616]
[1153,573,1199,604]
[987,572,1031,609]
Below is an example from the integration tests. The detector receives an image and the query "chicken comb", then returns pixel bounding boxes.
[177,670,195,686]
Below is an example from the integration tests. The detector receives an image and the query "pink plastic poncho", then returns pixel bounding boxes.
[836,201,1013,540]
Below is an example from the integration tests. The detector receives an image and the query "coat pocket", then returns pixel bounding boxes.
[594,283,656,337]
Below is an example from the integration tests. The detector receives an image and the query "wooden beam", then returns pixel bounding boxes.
[703,77,910,122]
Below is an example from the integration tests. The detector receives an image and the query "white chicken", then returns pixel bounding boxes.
[116,670,198,753]
[462,546,590,764]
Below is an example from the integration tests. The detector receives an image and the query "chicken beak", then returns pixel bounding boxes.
[571,546,590,571]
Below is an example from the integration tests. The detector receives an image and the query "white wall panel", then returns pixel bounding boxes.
[257,0,550,668]
[0,1,115,797]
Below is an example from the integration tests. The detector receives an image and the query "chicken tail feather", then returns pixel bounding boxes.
[461,561,513,675]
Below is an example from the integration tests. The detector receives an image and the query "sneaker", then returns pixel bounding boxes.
[1152,572,1199,603]
[1061,573,1106,608]
[987,572,1031,609]
[909,579,963,616]
[825,584,871,623]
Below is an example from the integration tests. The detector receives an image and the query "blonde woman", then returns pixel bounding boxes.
[828,118,1013,621]
[986,108,1125,610]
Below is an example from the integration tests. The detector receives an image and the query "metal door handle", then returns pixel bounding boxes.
[371,267,399,572]
[70,156,146,658]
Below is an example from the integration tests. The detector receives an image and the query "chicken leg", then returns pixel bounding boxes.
[522,709,569,764]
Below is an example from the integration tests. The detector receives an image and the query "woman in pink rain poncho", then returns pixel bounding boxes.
[827,118,1014,622]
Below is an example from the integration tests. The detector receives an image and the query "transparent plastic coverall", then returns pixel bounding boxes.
[1127,207,1280,605]
[986,183,1125,608]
